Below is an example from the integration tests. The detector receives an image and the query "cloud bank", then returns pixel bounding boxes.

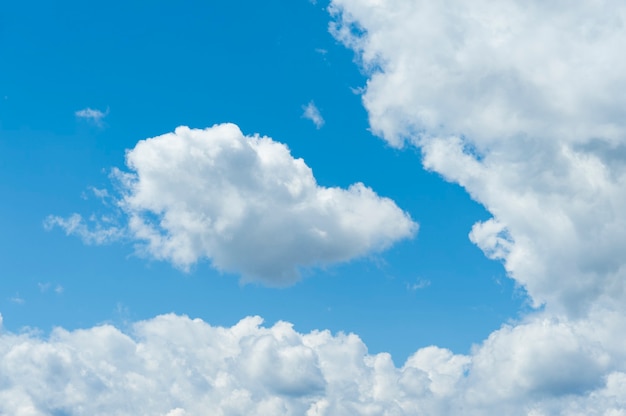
[1,312,626,415]
[329,0,626,314]
[319,0,626,413]
[47,123,416,285]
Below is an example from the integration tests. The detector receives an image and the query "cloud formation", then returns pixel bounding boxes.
[1,313,625,415]
[47,123,416,285]
[329,0,626,315]
[302,101,325,129]
[323,1,626,413]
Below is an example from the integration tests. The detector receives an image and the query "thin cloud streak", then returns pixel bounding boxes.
[75,107,109,126]
[302,101,325,129]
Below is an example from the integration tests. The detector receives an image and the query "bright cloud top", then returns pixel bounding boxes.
[48,123,416,285]
[302,101,325,129]
[75,107,108,126]
[330,0,626,147]
[329,0,626,314]
[1,312,626,416]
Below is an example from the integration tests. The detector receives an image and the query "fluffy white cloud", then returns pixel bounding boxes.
[323,1,626,413]
[329,0,626,314]
[302,101,325,129]
[1,312,626,415]
[47,123,416,285]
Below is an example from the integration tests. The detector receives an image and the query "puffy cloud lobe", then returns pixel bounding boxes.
[49,123,416,285]
[330,0,626,147]
[329,0,626,314]
[1,313,626,415]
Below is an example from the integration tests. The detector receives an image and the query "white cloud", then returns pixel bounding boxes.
[47,124,416,285]
[75,107,109,126]
[329,0,626,315]
[44,213,124,245]
[302,101,325,129]
[37,283,64,294]
[1,312,625,415]
[406,279,430,292]
[324,1,626,413]
[9,295,24,305]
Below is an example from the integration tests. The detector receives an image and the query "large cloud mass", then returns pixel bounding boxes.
[48,123,416,284]
[329,0,626,314]
[320,0,626,413]
[1,313,626,415]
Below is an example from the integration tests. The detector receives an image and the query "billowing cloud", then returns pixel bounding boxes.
[329,0,626,314]
[47,123,416,285]
[75,107,108,126]
[1,313,625,415]
[322,1,626,413]
[302,101,325,129]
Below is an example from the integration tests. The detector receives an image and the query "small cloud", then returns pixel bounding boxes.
[406,279,431,292]
[90,187,109,199]
[315,48,328,55]
[38,282,64,294]
[350,86,366,95]
[302,101,325,129]
[37,282,51,292]
[10,294,25,304]
[75,107,109,127]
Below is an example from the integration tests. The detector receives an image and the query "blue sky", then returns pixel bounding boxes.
[0,0,522,361]
[2,1,626,415]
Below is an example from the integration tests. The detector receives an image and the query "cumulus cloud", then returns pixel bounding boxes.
[302,101,325,129]
[1,313,625,415]
[47,123,416,285]
[75,107,108,126]
[329,0,626,314]
[322,1,626,413]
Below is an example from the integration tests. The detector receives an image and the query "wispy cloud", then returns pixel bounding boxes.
[406,279,431,292]
[302,101,325,129]
[38,282,64,294]
[44,213,124,245]
[10,294,24,304]
[75,107,109,127]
